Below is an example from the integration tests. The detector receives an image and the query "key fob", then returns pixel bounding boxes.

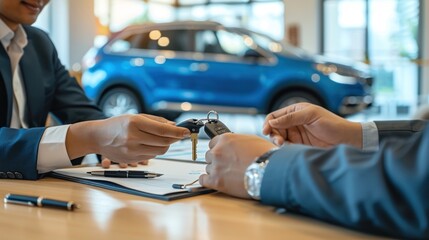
[176,119,204,134]
[204,120,231,139]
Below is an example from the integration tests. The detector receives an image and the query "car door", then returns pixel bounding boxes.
[188,28,270,110]
[111,27,199,109]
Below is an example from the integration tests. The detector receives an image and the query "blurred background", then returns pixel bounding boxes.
[36,0,429,135]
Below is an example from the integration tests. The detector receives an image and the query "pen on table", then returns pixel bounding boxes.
[86,170,163,178]
[4,193,79,211]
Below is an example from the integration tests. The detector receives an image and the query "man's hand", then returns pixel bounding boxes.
[263,103,362,148]
[66,114,190,164]
[199,133,276,199]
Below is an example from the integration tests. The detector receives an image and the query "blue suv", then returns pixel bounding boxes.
[81,21,373,120]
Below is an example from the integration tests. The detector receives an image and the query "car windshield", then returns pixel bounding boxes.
[241,30,309,58]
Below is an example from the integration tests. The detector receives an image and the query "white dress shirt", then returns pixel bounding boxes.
[0,19,72,173]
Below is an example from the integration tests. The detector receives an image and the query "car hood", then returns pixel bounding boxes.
[314,55,369,71]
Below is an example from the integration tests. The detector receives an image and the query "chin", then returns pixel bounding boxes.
[21,16,39,25]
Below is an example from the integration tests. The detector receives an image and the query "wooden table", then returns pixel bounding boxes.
[0,178,388,240]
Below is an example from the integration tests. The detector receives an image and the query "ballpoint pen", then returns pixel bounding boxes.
[86,170,163,178]
[4,193,79,211]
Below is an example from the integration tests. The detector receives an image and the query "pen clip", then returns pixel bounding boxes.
[4,199,35,207]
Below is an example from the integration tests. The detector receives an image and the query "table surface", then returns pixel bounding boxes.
[0,178,389,240]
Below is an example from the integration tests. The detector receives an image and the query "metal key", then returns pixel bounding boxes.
[204,119,231,139]
[176,119,204,160]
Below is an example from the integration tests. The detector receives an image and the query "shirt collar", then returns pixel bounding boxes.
[0,18,28,50]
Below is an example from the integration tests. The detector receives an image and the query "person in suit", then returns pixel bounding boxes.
[200,102,429,238]
[0,0,190,180]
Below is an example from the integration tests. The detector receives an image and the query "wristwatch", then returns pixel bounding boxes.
[244,148,278,200]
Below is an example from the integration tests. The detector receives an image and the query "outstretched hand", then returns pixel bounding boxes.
[66,114,190,165]
[263,103,362,149]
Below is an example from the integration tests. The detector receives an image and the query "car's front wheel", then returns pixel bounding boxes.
[270,91,322,112]
[99,88,142,117]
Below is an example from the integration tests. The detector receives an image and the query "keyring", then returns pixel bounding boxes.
[206,110,219,122]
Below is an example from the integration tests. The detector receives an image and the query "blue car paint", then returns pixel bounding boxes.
[81,22,372,116]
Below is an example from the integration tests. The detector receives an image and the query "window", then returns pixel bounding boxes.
[323,0,422,117]
[110,29,192,53]
[217,30,250,57]
[195,30,224,54]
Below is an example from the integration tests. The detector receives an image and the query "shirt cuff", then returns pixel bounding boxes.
[361,122,379,152]
[37,125,72,173]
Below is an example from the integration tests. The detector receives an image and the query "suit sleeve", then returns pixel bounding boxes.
[375,120,427,141]
[260,126,429,239]
[0,127,45,180]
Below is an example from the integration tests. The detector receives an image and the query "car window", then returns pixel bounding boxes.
[245,31,308,58]
[152,29,191,52]
[109,29,192,53]
[195,30,224,54]
[216,30,252,57]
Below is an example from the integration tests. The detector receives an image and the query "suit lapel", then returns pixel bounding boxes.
[20,36,45,127]
[0,44,13,126]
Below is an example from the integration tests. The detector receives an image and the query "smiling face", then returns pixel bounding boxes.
[0,0,50,31]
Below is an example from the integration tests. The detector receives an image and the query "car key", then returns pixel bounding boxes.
[204,119,231,139]
[176,119,204,161]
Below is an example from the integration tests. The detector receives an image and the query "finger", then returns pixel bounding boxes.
[199,174,213,189]
[128,162,138,167]
[205,150,213,164]
[139,159,149,165]
[270,134,285,146]
[208,132,232,149]
[208,137,219,149]
[134,115,190,138]
[119,163,128,168]
[262,121,273,135]
[101,159,111,169]
[205,163,211,174]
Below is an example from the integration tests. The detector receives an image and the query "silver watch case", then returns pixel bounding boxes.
[244,161,268,200]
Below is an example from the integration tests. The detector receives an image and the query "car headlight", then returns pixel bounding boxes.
[329,72,358,85]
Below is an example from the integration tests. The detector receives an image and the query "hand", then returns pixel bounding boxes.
[262,103,362,148]
[66,114,190,164]
[199,133,276,199]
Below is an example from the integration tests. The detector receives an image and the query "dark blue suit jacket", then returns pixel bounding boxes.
[0,25,105,180]
[261,120,428,239]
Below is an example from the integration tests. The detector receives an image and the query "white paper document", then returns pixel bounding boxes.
[52,159,208,197]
